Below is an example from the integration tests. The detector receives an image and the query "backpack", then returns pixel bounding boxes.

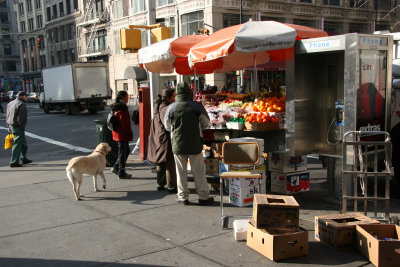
[107,112,119,131]
[131,109,139,125]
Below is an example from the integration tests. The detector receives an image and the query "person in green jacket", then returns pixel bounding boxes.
[163,82,214,206]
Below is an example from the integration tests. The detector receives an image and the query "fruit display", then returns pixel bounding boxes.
[201,91,286,131]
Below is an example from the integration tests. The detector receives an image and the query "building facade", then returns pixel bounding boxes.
[0,0,21,92]
[10,0,400,94]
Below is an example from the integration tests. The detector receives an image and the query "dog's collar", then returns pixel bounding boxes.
[95,150,105,156]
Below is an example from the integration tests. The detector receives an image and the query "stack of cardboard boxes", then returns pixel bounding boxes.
[315,213,400,267]
[228,137,267,207]
[269,153,309,194]
[246,194,309,261]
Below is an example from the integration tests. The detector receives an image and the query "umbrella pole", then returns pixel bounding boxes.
[254,54,258,99]
[194,69,197,97]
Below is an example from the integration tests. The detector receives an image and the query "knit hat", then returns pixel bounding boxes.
[175,82,193,100]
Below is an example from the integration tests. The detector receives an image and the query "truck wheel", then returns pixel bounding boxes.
[65,105,72,115]
[88,108,97,114]
[43,105,50,114]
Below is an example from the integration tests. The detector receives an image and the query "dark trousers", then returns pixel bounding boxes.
[115,141,130,175]
[157,154,177,189]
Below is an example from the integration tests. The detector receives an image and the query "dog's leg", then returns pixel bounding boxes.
[76,178,83,199]
[99,171,106,190]
[93,175,99,192]
[67,170,80,200]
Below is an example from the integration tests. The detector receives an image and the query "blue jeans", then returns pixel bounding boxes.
[9,126,28,165]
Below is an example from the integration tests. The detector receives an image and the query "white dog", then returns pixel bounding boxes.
[66,142,111,200]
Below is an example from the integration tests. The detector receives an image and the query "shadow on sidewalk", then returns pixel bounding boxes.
[0,258,164,266]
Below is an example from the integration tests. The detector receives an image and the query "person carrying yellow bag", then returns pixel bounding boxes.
[5,91,33,167]
[4,133,14,149]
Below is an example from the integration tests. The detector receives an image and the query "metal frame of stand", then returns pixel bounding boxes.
[342,131,392,223]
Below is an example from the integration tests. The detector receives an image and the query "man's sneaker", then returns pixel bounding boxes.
[22,159,32,164]
[168,187,177,194]
[111,168,119,175]
[176,198,189,205]
[10,163,23,168]
[118,173,133,179]
[198,197,215,206]
[157,185,165,191]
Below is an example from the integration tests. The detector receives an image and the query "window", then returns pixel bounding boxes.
[64,49,68,62]
[1,28,10,39]
[134,0,145,13]
[299,0,312,2]
[37,15,42,28]
[35,0,41,9]
[46,7,51,21]
[50,51,54,65]
[323,0,340,5]
[59,2,64,16]
[57,50,62,64]
[40,55,46,68]
[349,23,368,33]
[19,3,24,15]
[52,5,57,18]
[54,28,59,43]
[28,18,34,30]
[0,13,8,23]
[223,13,253,27]
[0,0,6,7]
[4,61,17,72]
[181,11,204,36]
[156,0,173,7]
[66,0,71,14]
[70,48,75,62]
[113,0,123,19]
[3,44,11,55]
[170,16,175,38]
[64,26,68,41]
[293,19,316,29]
[261,16,285,23]
[20,22,26,33]
[27,0,32,12]
[89,29,107,52]
[378,0,391,11]
[68,24,75,40]
[95,0,104,12]
[73,0,78,10]
[350,0,368,8]
[324,21,343,35]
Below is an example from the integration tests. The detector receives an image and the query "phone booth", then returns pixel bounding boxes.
[138,82,151,160]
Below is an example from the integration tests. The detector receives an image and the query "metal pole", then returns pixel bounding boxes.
[146,0,158,118]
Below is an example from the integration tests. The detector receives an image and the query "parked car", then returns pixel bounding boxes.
[8,91,18,101]
[27,92,40,103]
[0,91,8,102]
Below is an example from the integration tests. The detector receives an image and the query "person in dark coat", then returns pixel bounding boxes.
[147,88,177,192]
[110,90,133,179]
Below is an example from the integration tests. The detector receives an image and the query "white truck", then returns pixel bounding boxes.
[39,62,111,114]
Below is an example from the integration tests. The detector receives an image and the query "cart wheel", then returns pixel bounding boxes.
[222,216,229,229]
[390,216,399,225]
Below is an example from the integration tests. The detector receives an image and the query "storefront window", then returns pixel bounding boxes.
[293,19,316,29]
[324,21,343,35]
[181,11,203,36]
[223,13,252,27]
[133,0,145,13]
[349,23,368,33]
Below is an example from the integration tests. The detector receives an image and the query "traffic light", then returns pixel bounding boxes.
[198,27,209,35]
[36,38,41,48]
[150,26,171,43]
[120,28,142,53]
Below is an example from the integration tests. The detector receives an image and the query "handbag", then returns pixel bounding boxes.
[4,134,14,149]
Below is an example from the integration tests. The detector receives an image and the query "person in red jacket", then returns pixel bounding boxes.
[110,91,133,179]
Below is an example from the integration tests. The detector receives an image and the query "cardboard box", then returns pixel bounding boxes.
[229,179,266,207]
[356,224,400,267]
[252,194,299,231]
[245,122,279,131]
[206,158,219,176]
[315,213,381,250]
[246,222,308,261]
[269,153,307,173]
[270,171,310,194]
[233,219,250,241]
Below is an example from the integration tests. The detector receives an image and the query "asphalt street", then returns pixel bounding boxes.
[0,102,399,266]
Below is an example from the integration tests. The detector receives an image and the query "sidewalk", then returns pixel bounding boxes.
[0,153,398,266]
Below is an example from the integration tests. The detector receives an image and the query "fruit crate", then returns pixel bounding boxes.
[245,122,279,131]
